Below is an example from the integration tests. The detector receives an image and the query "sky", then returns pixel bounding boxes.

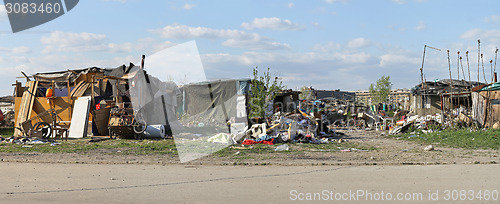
[1,0,500,96]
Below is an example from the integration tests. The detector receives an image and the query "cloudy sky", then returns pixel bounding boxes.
[0,0,500,95]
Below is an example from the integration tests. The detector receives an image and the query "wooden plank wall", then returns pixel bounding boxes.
[13,81,38,137]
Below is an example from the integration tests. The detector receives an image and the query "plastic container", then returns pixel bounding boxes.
[275,144,289,151]
[142,125,165,139]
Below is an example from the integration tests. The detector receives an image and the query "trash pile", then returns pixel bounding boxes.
[389,109,479,135]
[206,110,347,147]
[0,136,60,145]
[389,113,442,135]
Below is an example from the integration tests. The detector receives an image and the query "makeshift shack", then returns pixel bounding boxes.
[12,63,177,139]
[410,79,482,117]
[473,82,500,127]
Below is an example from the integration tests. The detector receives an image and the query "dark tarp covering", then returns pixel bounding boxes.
[34,67,107,84]
[32,63,135,84]
[183,80,237,121]
[411,79,483,95]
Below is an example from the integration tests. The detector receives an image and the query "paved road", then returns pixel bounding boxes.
[0,163,498,203]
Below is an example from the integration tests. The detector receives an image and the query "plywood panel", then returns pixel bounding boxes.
[14,81,38,137]
[68,96,91,138]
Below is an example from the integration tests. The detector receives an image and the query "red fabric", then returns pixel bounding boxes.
[242,139,274,145]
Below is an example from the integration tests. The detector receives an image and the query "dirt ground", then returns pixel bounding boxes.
[1,130,498,166]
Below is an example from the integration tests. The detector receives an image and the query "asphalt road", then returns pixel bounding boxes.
[0,163,499,203]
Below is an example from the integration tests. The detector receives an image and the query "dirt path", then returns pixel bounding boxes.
[1,130,498,166]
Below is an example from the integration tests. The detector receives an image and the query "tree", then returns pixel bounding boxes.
[248,67,284,118]
[369,75,392,104]
[299,86,313,101]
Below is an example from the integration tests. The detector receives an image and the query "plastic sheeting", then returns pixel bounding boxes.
[127,41,246,163]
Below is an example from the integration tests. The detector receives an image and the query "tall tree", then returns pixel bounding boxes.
[299,86,313,101]
[248,67,284,118]
[368,75,392,104]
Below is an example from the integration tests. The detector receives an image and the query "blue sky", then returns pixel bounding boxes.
[1,0,500,95]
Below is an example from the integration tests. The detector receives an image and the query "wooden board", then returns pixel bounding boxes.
[70,81,90,98]
[94,107,111,136]
[68,96,91,138]
[14,81,38,137]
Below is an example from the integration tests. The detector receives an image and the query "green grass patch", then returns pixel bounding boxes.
[0,136,379,160]
[0,139,178,155]
[393,128,500,149]
[0,127,14,137]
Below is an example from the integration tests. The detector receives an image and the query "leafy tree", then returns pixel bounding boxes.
[368,75,392,104]
[299,86,313,101]
[248,67,284,118]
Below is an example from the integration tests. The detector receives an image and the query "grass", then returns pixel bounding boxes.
[212,142,378,159]
[393,128,500,149]
[1,125,378,157]
[0,127,14,137]
[0,138,178,155]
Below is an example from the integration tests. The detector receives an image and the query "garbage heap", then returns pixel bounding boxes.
[206,110,346,146]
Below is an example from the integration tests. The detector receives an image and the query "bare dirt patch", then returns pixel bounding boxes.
[1,130,498,166]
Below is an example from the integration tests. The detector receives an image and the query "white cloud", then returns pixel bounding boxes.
[346,38,372,49]
[0,46,32,54]
[13,56,29,63]
[41,31,176,54]
[151,24,291,50]
[415,21,426,31]
[392,0,407,4]
[0,4,6,21]
[484,15,500,24]
[41,31,107,53]
[183,3,196,10]
[312,42,340,52]
[460,28,500,44]
[324,0,349,4]
[288,2,295,8]
[200,50,378,92]
[241,17,305,31]
[379,54,419,67]
[203,50,372,67]
[12,46,31,54]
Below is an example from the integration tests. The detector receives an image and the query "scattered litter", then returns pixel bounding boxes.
[207,133,233,144]
[275,144,289,151]
[424,145,434,151]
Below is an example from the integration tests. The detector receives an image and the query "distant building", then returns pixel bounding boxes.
[351,89,411,107]
[313,89,355,101]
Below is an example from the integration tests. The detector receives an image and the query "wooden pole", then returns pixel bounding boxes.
[67,78,72,120]
[478,40,481,83]
[447,50,454,124]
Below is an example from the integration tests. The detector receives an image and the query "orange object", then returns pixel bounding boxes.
[46,88,53,97]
